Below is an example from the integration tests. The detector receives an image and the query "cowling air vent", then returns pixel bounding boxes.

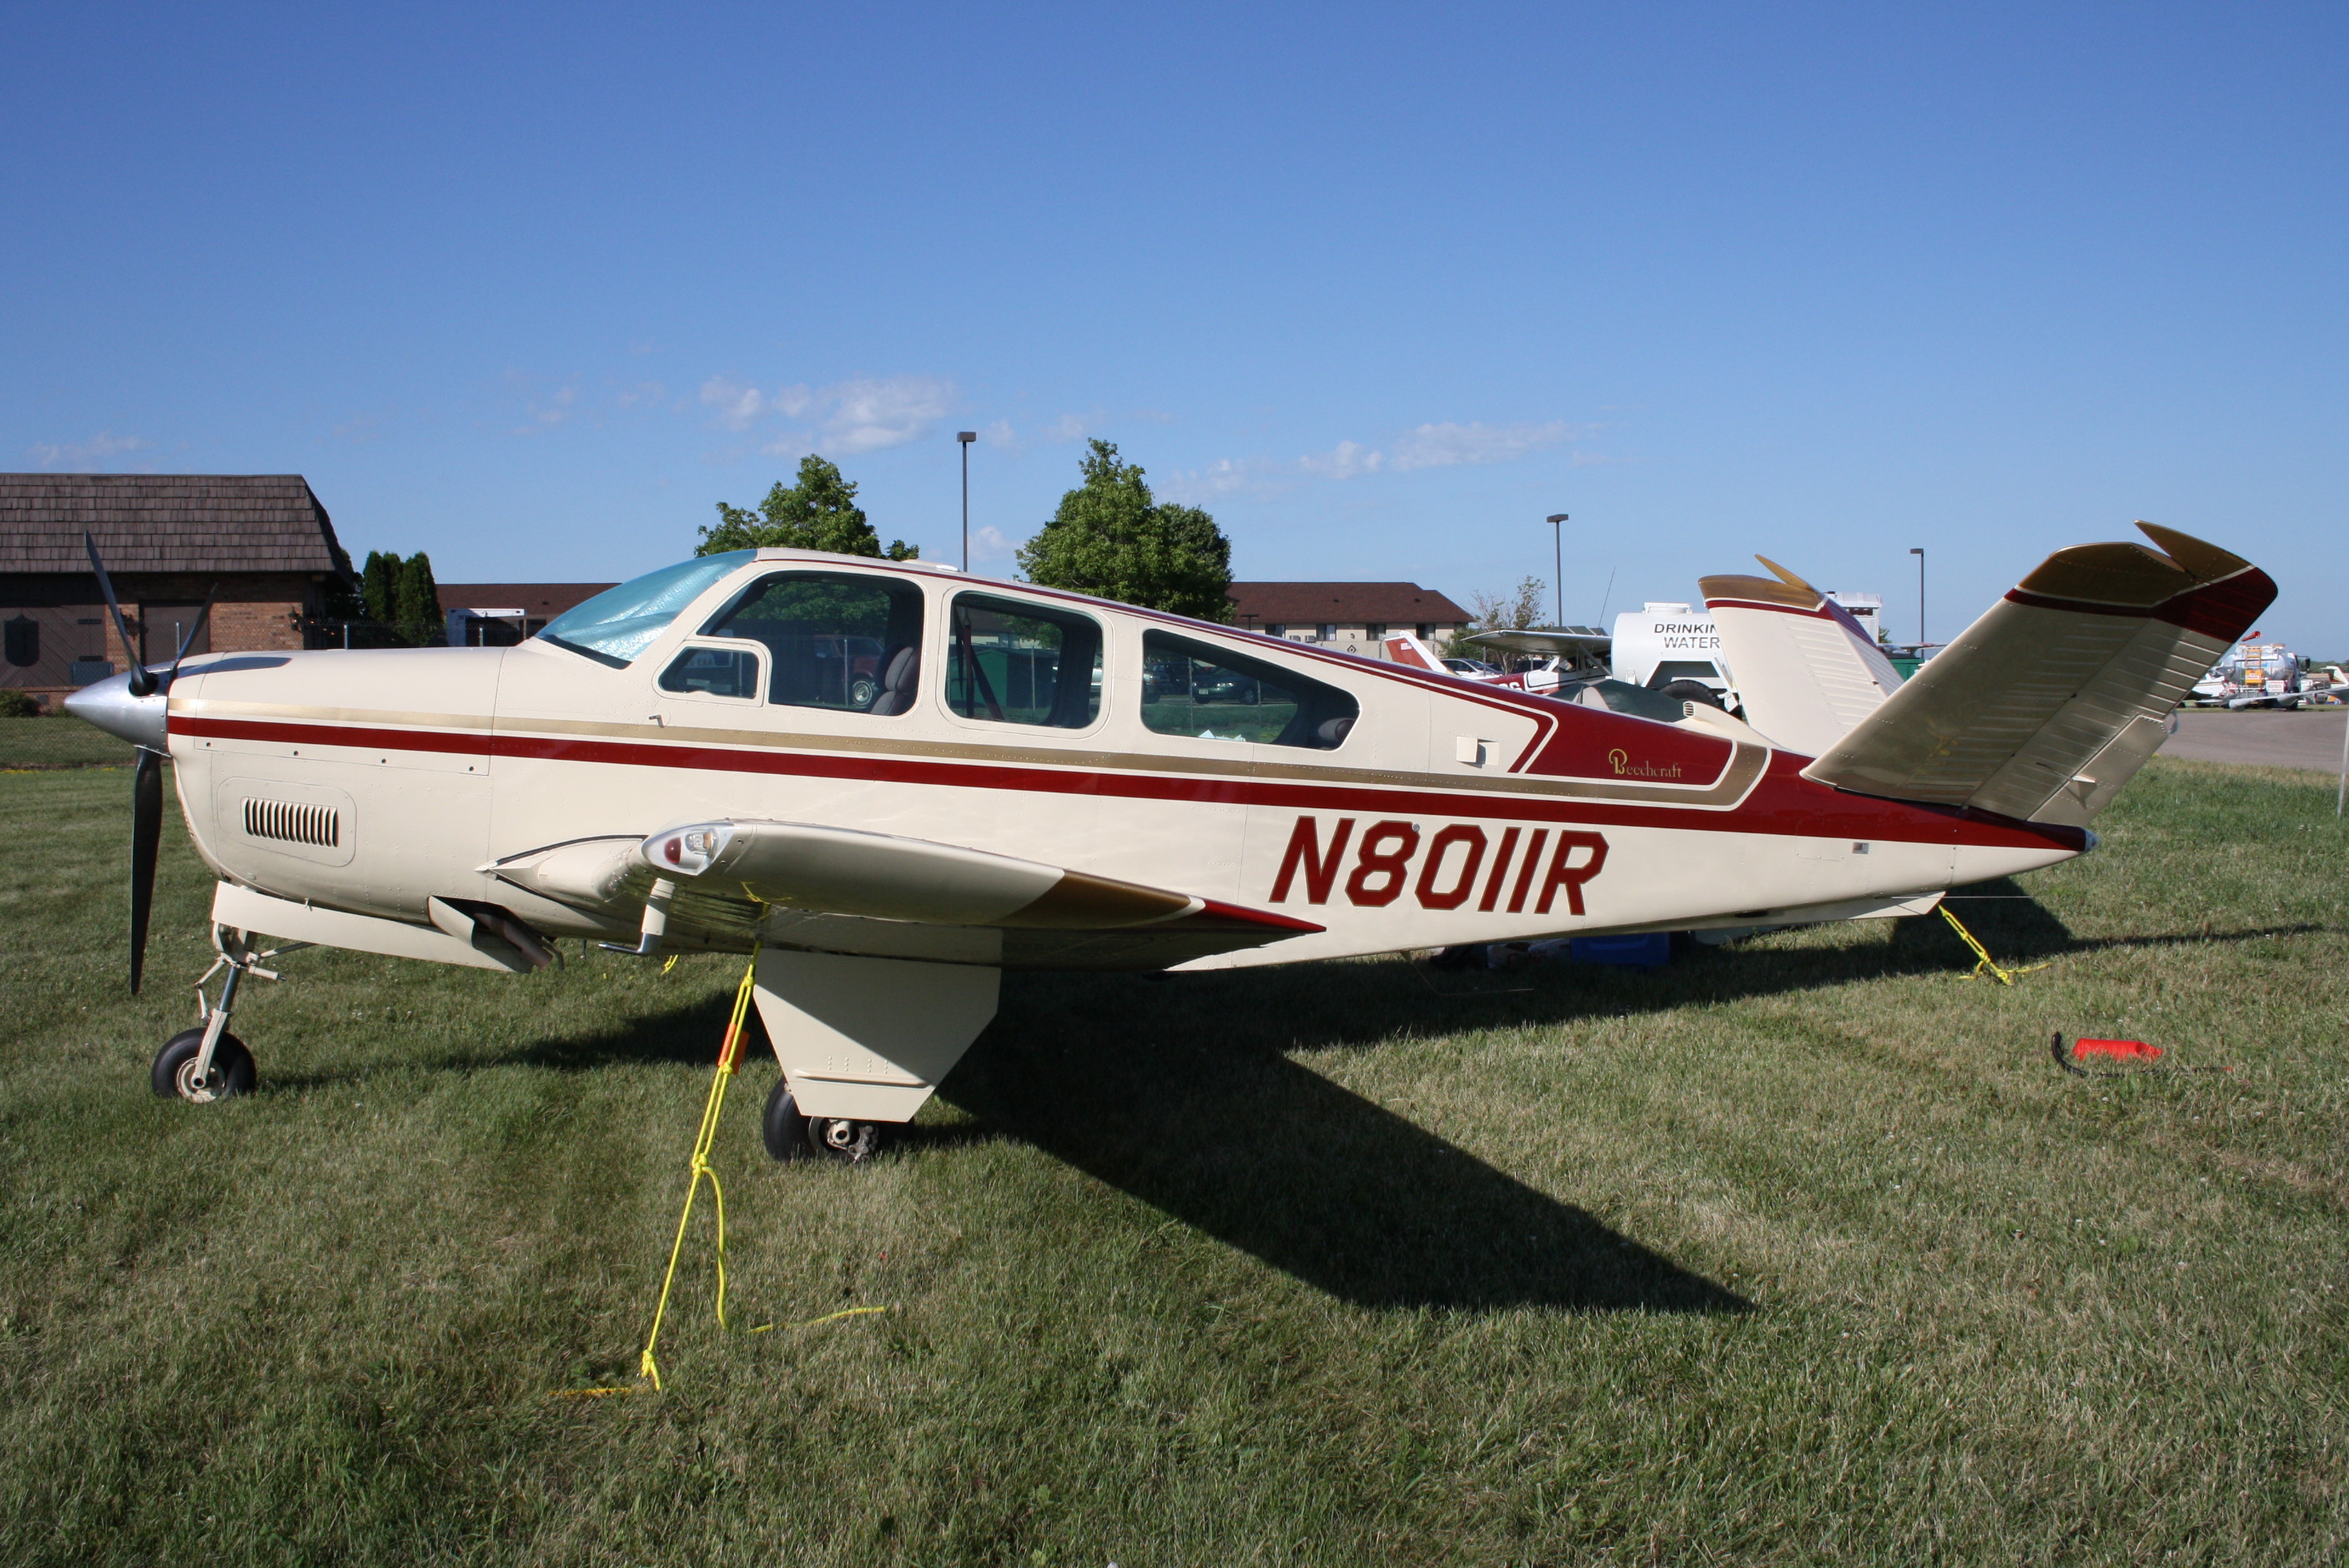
[216,777,357,867]
[244,798,340,849]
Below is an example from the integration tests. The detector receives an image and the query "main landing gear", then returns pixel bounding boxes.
[153,925,304,1104]
[762,1078,888,1164]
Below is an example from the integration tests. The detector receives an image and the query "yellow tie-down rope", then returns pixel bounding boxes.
[636,956,761,1390]
[551,957,757,1399]
[1939,905,2052,985]
[549,958,896,1400]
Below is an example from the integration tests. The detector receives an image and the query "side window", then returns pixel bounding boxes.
[945,593,1102,728]
[656,644,762,700]
[701,571,924,715]
[1141,631,1359,749]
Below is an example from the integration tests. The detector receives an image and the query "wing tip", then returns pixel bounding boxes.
[2135,520,2254,583]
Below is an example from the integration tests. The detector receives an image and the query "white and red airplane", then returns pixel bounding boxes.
[68,521,2271,1162]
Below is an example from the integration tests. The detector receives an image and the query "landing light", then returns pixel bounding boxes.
[644,824,729,877]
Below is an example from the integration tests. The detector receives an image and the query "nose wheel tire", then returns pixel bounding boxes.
[151,1028,255,1103]
[762,1077,810,1162]
[762,1078,889,1163]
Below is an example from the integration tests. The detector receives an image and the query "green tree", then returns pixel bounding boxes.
[394,551,443,646]
[361,550,402,626]
[359,550,445,646]
[698,455,918,560]
[1018,440,1232,620]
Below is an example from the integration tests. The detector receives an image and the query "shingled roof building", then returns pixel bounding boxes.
[1225,581,1473,660]
[1,474,355,708]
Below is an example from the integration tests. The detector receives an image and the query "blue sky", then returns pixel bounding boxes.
[5,3,2341,646]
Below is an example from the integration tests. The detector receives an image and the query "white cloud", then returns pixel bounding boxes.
[982,420,1019,450]
[1293,420,1586,480]
[27,431,148,470]
[507,382,582,435]
[1045,412,1094,443]
[701,373,955,454]
[1388,420,1577,471]
[823,375,953,454]
[700,376,770,430]
[974,525,1013,557]
[1158,455,1284,503]
[1300,439,1385,480]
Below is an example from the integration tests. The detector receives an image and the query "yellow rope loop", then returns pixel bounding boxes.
[631,957,760,1395]
[749,1304,889,1334]
[1938,905,2051,985]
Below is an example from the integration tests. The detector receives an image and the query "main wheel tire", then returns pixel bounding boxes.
[807,1115,887,1163]
[762,1077,810,1162]
[151,1028,255,1103]
[1657,678,1724,710]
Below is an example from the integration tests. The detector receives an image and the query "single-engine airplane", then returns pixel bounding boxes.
[67,521,2272,1163]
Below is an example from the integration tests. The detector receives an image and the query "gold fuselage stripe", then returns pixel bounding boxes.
[171,696,1770,810]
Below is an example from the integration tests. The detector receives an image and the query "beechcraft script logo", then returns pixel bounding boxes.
[1269,816,1607,914]
[1607,747,1681,780]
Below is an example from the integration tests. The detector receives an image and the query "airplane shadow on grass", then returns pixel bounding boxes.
[336,882,2316,1316]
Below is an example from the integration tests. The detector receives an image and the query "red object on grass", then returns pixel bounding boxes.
[2074,1037,2162,1062]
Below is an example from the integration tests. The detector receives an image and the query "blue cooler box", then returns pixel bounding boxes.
[1567,932,1672,968]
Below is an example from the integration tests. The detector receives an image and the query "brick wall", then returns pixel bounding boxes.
[2,570,326,706]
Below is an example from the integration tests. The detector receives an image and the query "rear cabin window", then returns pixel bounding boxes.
[700,571,924,714]
[945,594,1102,728]
[1140,631,1359,749]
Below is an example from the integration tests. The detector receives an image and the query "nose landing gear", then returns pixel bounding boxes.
[761,1078,888,1163]
[153,924,304,1104]
[152,1028,255,1101]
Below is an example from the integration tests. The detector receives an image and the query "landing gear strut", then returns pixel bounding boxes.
[153,924,304,1104]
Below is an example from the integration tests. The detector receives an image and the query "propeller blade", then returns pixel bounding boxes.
[129,747,162,994]
[83,532,153,696]
[162,582,219,692]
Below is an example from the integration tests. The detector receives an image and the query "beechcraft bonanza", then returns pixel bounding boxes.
[68,522,2273,1162]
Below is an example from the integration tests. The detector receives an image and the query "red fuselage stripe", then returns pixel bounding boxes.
[170,714,2079,851]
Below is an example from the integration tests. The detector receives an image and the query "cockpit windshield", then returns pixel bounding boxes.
[536,552,754,667]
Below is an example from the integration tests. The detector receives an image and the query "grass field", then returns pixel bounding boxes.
[0,715,137,770]
[3,760,2346,1565]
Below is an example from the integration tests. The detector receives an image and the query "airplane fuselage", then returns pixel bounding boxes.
[157,551,2082,970]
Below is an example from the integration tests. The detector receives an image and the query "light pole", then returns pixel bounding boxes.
[1909,547,1925,647]
[1546,514,1568,626]
[958,431,977,571]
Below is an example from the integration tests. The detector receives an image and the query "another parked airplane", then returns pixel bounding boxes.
[68,522,2271,1162]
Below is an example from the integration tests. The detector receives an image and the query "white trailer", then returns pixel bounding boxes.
[1610,603,1731,694]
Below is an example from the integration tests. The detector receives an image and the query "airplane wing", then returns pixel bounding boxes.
[1699,556,1902,756]
[488,820,1324,972]
[1467,628,1612,666]
[1801,523,2275,826]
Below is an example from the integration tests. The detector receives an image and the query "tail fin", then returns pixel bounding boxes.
[1802,523,2275,825]
[1382,632,1451,673]
[1699,556,1903,756]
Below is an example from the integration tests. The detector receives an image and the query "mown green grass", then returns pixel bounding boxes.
[3,759,2345,1565]
[0,716,136,769]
